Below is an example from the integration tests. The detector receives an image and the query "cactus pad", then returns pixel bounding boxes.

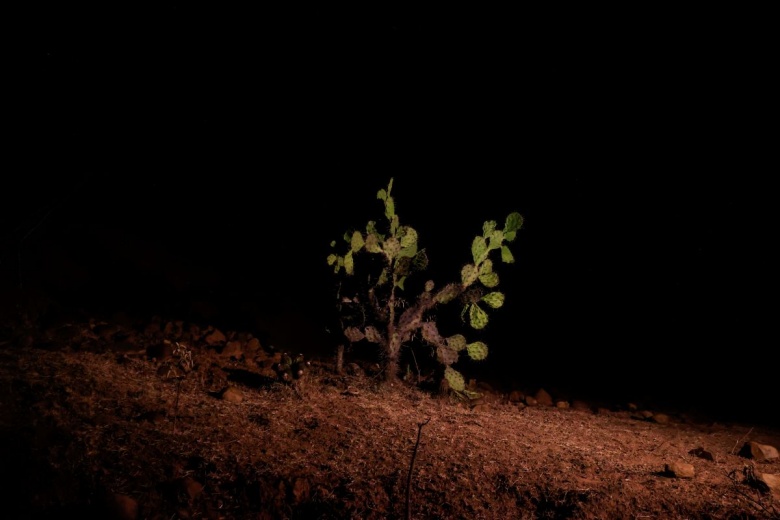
[384,196,395,220]
[350,231,365,253]
[444,366,465,392]
[469,304,488,330]
[487,229,504,250]
[482,220,497,237]
[399,226,418,249]
[383,237,401,260]
[364,326,383,343]
[344,251,354,275]
[505,212,523,234]
[434,283,460,304]
[365,233,382,253]
[395,256,412,276]
[471,236,488,265]
[425,280,435,292]
[481,291,505,309]
[461,264,479,287]
[412,250,429,272]
[421,321,443,345]
[479,259,499,286]
[446,334,467,352]
[466,341,488,360]
[437,345,459,365]
[344,326,365,343]
[500,245,515,263]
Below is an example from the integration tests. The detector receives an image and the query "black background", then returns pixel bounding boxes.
[6,6,776,424]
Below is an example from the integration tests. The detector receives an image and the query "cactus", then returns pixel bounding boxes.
[327,178,522,388]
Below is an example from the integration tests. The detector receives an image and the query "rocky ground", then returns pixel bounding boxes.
[1,306,779,519]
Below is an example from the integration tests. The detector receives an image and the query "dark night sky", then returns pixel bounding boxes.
[7,7,776,423]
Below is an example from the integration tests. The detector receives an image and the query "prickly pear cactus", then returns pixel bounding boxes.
[327,177,523,388]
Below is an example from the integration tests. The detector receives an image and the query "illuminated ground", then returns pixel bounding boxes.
[1,312,778,519]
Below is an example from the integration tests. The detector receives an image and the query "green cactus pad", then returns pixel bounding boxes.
[395,276,406,290]
[500,245,515,263]
[469,304,488,330]
[344,251,354,275]
[479,259,493,275]
[399,244,417,259]
[482,220,497,237]
[364,326,383,343]
[326,253,337,266]
[488,229,504,250]
[435,283,460,304]
[479,271,499,288]
[385,196,395,220]
[471,236,488,265]
[390,214,399,236]
[377,188,388,201]
[444,366,465,392]
[466,341,488,360]
[425,280,434,292]
[461,264,479,287]
[505,212,523,233]
[446,334,467,352]
[400,226,418,248]
[481,291,505,309]
[350,231,365,253]
[437,345,459,365]
[344,326,365,343]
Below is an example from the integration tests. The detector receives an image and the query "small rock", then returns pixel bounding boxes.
[221,387,243,403]
[106,493,138,520]
[652,413,670,424]
[182,477,204,500]
[756,472,780,499]
[204,328,227,347]
[665,461,695,479]
[245,337,261,355]
[221,340,243,359]
[739,441,779,462]
[534,388,553,407]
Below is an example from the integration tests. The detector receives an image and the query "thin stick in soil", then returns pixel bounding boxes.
[406,416,431,520]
